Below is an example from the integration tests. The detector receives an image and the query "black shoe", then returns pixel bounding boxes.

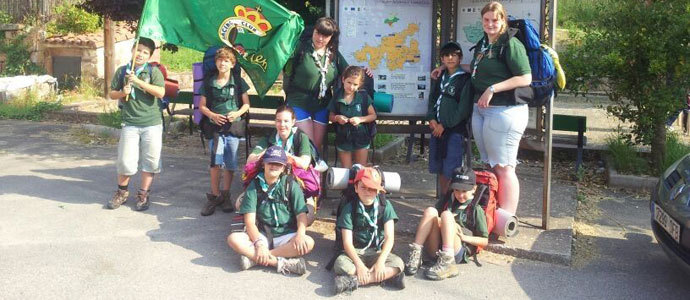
[382,271,405,290]
[134,190,150,211]
[333,275,358,295]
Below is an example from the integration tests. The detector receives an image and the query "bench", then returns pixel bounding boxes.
[552,114,587,173]
[165,90,194,135]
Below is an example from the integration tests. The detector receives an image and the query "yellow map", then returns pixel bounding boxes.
[354,23,420,70]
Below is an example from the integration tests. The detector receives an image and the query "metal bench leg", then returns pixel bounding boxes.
[406,120,415,164]
[575,120,584,174]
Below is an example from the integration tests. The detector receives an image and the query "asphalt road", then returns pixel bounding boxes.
[1,120,688,299]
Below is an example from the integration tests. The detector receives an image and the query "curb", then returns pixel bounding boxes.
[373,136,406,162]
[607,164,657,191]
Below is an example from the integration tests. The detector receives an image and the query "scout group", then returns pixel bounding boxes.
[105,2,531,295]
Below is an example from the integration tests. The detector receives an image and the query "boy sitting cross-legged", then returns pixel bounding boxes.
[332,167,405,294]
[404,167,489,280]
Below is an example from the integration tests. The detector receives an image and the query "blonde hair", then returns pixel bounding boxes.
[215,46,237,64]
[481,1,508,35]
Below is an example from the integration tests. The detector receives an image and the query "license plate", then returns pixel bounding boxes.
[654,203,681,244]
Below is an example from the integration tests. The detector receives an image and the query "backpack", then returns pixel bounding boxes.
[325,165,388,270]
[333,76,378,141]
[285,28,342,101]
[471,18,556,107]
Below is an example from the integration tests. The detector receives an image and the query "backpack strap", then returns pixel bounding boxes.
[252,179,275,249]
[466,184,487,230]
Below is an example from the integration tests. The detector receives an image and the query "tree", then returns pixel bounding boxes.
[562,0,690,172]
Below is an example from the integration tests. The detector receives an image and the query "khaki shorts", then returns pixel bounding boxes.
[332,248,404,276]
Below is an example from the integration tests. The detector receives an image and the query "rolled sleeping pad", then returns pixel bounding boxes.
[493,208,519,237]
[373,92,394,113]
[326,167,401,192]
[192,62,203,124]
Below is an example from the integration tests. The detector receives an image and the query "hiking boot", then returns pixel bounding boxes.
[405,243,423,275]
[239,255,256,270]
[333,275,358,295]
[107,189,129,209]
[134,190,150,211]
[276,257,306,275]
[381,271,405,290]
[425,250,459,281]
[220,190,234,213]
[200,193,222,216]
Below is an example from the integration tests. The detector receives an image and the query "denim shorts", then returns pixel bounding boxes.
[117,124,163,175]
[292,106,329,124]
[209,133,240,170]
[471,104,528,168]
[428,131,465,178]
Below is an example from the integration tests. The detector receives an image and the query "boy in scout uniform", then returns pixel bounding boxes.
[107,37,165,211]
[332,167,405,294]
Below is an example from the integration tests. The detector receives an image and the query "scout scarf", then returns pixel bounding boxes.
[124,62,149,100]
[312,46,332,99]
[257,173,284,226]
[358,197,382,251]
[435,70,465,120]
[471,37,495,79]
[272,127,296,154]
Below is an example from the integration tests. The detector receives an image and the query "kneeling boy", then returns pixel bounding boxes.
[404,168,489,280]
[333,167,405,294]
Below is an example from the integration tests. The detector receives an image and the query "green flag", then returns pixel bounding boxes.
[138,0,304,96]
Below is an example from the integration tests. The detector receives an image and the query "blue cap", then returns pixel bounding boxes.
[263,145,287,165]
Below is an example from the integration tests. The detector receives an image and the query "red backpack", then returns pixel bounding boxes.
[468,169,498,252]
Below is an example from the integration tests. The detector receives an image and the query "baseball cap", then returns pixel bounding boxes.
[449,167,475,191]
[354,167,385,192]
[262,145,288,165]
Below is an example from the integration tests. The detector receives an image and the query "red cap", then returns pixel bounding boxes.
[354,167,385,192]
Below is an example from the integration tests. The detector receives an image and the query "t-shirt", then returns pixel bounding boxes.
[111,64,165,126]
[434,193,489,238]
[327,90,372,145]
[470,35,531,106]
[239,173,309,237]
[198,74,249,116]
[284,42,348,112]
[336,196,398,251]
[251,127,312,158]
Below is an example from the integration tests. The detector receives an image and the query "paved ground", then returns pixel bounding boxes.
[1,120,689,299]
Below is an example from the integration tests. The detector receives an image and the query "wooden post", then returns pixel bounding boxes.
[103,17,115,98]
[541,0,557,230]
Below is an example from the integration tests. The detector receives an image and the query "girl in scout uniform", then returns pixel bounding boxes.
[283,17,348,153]
[332,167,405,294]
[404,168,489,281]
[227,146,314,276]
[426,41,473,196]
[328,66,377,168]
[198,47,250,216]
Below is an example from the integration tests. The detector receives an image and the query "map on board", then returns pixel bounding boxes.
[339,0,433,116]
[456,0,542,64]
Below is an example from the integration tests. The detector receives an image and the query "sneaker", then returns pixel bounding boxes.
[381,271,405,290]
[107,189,129,209]
[220,190,234,213]
[276,257,306,275]
[239,255,256,270]
[425,250,459,281]
[404,243,423,275]
[200,193,222,216]
[333,275,358,295]
[134,190,150,211]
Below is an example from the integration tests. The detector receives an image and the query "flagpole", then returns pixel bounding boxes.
[124,0,148,102]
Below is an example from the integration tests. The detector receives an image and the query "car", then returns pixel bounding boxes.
[650,153,690,275]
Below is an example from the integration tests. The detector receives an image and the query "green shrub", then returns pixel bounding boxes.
[98,109,122,129]
[662,132,690,173]
[0,34,44,76]
[160,46,203,72]
[0,9,12,25]
[0,91,62,121]
[46,3,101,35]
[605,134,649,175]
[558,0,611,30]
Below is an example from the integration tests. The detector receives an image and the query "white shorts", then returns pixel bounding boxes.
[116,124,163,175]
[245,231,297,250]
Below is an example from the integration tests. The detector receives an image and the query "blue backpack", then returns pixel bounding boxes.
[473,17,556,107]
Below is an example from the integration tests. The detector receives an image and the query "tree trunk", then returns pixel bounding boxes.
[651,119,667,173]
[103,17,115,98]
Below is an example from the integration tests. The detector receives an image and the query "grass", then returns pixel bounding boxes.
[60,77,103,104]
[605,134,649,175]
[98,109,122,129]
[0,90,62,121]
[663,132,690,172]
[160,46,204,73]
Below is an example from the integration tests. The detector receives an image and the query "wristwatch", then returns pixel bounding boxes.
[489,85,496,93]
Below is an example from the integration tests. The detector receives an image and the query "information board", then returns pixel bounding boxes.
[456,0,542,64]
[338,0,434,116]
